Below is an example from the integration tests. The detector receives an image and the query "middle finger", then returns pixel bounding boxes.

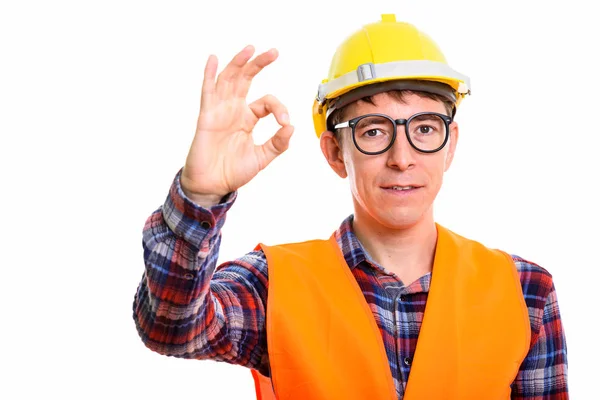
[243,48,278,80]
[235,48,279,97]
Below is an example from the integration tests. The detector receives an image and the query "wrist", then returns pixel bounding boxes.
[182,188,223,208]
[179,169,228,208]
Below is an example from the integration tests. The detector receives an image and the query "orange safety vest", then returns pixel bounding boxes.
[251,224,531,400]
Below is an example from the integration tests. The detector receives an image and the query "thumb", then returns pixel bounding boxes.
[256,125,295,168]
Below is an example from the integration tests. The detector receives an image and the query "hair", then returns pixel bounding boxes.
[328,90,455,146]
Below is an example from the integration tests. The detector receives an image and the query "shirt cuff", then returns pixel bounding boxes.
[162,169,237,249]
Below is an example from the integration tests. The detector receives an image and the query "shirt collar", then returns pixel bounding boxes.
[333,215,432,293]
[334,215,377,270]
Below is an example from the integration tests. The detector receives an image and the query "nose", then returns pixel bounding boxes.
[386,129,416,171]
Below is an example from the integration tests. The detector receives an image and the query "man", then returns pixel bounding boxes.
[133,14,568,399]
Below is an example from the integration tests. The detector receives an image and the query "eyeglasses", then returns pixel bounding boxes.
[333,112,452,155]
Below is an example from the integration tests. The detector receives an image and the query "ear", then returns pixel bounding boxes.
[444,121,459,172]
[320,130,348,178]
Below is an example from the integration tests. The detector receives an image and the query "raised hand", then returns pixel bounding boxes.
[181,45,294,207]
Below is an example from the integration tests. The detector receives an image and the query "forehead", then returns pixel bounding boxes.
[345,92,447,119]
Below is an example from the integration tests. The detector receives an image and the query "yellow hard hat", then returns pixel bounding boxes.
[312,14,471,138]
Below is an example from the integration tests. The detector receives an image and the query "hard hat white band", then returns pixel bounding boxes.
[327,79,455,112]
[324,79,460,129]
[317,60,471,103]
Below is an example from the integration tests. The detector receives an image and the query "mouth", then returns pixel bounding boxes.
[381,185,422,194]
[388,185,416,191]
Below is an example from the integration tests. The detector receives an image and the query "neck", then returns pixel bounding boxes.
[352,209,438,285]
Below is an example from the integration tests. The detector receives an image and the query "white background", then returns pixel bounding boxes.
[1,0,598,398]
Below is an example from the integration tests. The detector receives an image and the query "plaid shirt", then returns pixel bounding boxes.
[134,171,569,399]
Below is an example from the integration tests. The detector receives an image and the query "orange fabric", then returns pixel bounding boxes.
[252,369,276,400]
[403,225,531,399]
[258,235,396,399]
[252,224,531,399]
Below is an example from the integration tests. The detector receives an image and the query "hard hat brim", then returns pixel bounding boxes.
[325,79,458,123]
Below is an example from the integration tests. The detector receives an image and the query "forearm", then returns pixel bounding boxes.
[133,207,222,358]
[132,171,267,369]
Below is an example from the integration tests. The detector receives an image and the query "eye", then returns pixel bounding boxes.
[417,125,434,134]
[364,129,383,137]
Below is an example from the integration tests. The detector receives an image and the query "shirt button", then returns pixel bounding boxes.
[399,295,405,302]
[183,273,194,280]
[200,221,212,230]
[404,357,412,366]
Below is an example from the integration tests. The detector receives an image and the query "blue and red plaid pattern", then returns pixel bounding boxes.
[134,171,568,399]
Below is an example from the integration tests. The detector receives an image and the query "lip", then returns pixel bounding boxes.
[381,184,422,190]
[382,184,421,189]
[381,185,422,195]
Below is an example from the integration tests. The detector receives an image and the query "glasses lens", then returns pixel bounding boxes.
[353,115,394,153]
[407,114,447,151]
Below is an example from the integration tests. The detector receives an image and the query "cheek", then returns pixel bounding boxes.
[425,158,447,191]
[345,156,377,198]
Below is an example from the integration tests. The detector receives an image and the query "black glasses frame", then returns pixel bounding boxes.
[334,112,453,155]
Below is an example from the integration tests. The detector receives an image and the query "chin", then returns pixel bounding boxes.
[352,191,433,230]
[371,207,428,230]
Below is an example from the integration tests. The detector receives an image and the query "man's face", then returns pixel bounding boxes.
[321,92,459,230]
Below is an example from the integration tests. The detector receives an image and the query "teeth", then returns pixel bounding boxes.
[391,186,414,191]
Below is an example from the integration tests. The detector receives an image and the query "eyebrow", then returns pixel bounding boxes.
[356,117,390,126]
[410,114,442,122]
